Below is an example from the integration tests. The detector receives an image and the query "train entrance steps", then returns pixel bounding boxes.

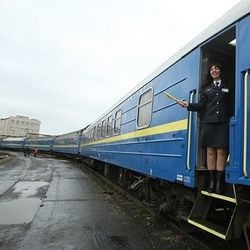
[187,185,237,240]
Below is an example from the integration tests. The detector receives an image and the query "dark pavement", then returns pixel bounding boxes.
[0,152,152,250]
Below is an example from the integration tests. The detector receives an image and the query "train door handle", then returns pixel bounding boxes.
[186,90,196,171]
[243,70,249,177]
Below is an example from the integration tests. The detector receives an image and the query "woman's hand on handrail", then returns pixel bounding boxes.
[178,100,189,108]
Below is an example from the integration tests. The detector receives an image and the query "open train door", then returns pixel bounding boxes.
[226,15,250,186]
[198,27,236,171]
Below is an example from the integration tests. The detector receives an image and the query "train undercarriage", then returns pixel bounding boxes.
[82,157,250,248]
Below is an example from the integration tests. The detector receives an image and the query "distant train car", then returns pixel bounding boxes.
[25,136,55,153]
[53,130,82,155]
[0,137,4,148]
[80,1,250,243]
[2,137,26,151]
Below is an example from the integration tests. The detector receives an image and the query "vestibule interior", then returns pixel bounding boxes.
[197,26,236,169]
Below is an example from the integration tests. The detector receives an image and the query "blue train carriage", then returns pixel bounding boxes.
[1,137,26,151]
[81,1,250,243]
[0,137,5,148]
[53,130,83,156]
[25,135,55,153]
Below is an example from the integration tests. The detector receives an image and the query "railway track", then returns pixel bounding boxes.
[80,164,219,250]
[37,154,248,249]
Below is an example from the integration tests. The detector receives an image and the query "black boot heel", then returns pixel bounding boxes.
[207,170,215,193]
[215,171,224,194]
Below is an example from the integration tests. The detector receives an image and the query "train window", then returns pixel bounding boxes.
[97,123,101,140]
[114,110,121,135]
[89,129,91,142]
[106,115,113,137]
[137,88,153,128]
[90,128,94,141]
[87,132,90,143]
[101,120,106,138]
[93,126,96,141]
[83,133,86,143]
[89,131,92,142]
[90,130,93,141]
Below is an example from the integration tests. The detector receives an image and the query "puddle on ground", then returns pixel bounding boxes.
[0,198,42,224]
[0,181,48,224]
[13,181,49,198]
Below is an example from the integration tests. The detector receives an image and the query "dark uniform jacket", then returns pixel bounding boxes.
[187,82,232,123]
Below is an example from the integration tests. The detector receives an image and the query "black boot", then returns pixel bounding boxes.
[207,170,215,193]
[215,171,224,194]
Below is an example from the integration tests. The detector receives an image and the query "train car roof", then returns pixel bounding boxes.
[26,136,55,141]
[54,130,82,139]
[88,0,250,128]
[127,0,250,96]
[3,137,26,141]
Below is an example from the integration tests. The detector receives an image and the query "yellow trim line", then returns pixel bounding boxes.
[201,190,236,203]
[82,119,188,146]
[188,219,226,239]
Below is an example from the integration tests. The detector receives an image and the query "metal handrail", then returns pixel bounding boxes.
[186,91,195,170]
[243,70,249,177]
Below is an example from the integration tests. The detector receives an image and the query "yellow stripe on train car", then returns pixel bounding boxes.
[82,119,188,146]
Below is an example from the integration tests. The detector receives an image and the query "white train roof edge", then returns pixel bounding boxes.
[88,0,250,129]
[3,137,26,142]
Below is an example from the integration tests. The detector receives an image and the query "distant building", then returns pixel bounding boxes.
[0,115,41,137]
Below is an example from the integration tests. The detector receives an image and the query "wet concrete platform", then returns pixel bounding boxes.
[0,152,154,249]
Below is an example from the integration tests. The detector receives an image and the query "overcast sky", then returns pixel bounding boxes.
[0,0,241,135]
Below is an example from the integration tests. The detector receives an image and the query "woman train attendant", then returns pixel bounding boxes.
[178,63,233,194]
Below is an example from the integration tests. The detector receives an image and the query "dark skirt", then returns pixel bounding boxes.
[201,123,229,148]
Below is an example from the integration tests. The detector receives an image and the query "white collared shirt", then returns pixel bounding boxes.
[213,80,221,87]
